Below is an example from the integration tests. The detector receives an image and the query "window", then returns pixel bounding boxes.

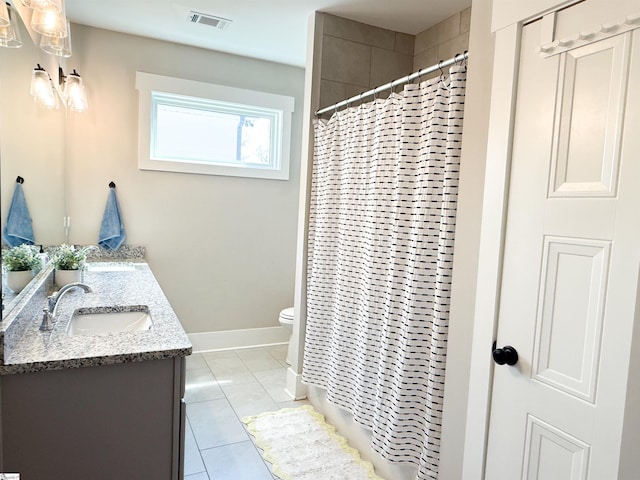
[136,72,295,180]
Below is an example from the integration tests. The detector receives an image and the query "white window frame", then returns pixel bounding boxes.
[136,72,295,180]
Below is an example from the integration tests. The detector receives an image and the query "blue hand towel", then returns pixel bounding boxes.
[3,183,35,247]
[98,188,125,250]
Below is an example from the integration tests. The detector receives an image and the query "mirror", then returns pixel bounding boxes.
[1,12,67,316]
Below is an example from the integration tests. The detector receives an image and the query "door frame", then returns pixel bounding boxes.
[461,1,588,478]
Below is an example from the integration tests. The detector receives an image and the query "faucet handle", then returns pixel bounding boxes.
[39,307,54,332]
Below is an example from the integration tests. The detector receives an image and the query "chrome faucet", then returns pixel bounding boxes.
[39,282,92,331]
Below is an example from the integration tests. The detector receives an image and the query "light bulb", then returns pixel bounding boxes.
[0,6,22,48]
[64,71,88,112]
[19,0,63,12]
[0,2,10,28]
[31,3,68,37]
[30,65,59,109]
[40,20,71,56]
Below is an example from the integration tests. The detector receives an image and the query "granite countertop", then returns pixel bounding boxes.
[1,260,192,375]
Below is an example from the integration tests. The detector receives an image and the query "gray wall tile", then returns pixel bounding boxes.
[323,13,395,50]
[317,9,470,113]
[370,48,414,87]
[437,32,470,60]
[413,47,439,72]
[321,35,371,86]
[319,79,347,111]
[415,27,437,55]
[344,83,368,99]
[413,8,471,71]
[460,7,472,34]
[395,32,415,55]
[434,12,461,44]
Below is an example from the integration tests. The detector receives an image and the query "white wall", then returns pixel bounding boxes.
[68,25,305,334]
[438,0,494,476]
[2,24,305,335]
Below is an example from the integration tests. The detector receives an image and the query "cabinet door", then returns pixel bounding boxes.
[2,359,179,479]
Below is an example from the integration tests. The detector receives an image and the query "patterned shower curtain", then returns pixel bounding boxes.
[303,66,466,480]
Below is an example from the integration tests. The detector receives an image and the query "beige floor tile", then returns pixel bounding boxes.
[222,380,280,419]
[253,368,292,403]
[203,352,256,385]
[235,347,283,372]
[185,368,225,404]
[200,441,274,480]
[187,399,248,449]
[266,344,289,366]
[184,473,209,480]
[184,419,206,476]
[185,353,208,371]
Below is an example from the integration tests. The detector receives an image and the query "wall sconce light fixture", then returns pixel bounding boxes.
[59,67,88,112]
[29,64,89,112]
[30,1,67,38]
[19,0,62,11]
[0,3,23,48]
[30,63,59,109]
[40,19,70,56]
[0,1,10,27]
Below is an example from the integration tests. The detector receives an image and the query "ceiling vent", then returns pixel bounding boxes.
[187,11,232,30]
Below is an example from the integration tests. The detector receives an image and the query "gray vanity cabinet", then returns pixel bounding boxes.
[0,356,186,480]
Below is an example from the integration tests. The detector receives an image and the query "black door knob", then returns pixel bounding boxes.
[492,343,518,366]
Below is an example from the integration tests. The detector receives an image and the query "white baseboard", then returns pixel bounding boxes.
[285,367,307,400]
[188,326,290,353]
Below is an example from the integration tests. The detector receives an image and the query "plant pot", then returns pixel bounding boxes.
[55,269,82,288]
[6,270,34,294]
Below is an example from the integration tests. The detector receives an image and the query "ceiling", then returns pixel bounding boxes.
[64,0,471,67]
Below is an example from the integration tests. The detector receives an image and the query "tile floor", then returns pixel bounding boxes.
[184,345,309,480]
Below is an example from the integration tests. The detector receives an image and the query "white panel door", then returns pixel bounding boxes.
[485,2,640,478]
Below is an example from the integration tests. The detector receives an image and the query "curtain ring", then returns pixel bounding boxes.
[373,88,377,101]
[438,60,445,78]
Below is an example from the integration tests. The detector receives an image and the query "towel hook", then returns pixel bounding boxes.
[108,181,116,188]
[16,176,24,184]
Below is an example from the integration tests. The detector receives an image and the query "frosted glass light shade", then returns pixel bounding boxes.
[0,2,10,28]
[19,0,63,12]
[0,7,23,48]
[30,66,59,109]
[40,21,71,56]
[31,4,68,37]
[64,71,87,112]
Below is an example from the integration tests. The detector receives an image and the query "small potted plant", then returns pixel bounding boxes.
[51,244,96,287]
[3,244,41,293]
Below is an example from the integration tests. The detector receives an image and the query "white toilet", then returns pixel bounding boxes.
[278,307,295,365]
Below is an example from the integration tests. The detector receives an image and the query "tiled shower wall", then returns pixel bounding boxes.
[414,7,472,72]
[317,7,471,110]
[318,14,414,110]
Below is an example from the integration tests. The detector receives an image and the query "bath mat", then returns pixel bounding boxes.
[242,405,384,480]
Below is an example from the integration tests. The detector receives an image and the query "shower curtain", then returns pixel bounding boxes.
[303,66,466,480]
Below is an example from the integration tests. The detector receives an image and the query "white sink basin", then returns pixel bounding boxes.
[67,306,152,336]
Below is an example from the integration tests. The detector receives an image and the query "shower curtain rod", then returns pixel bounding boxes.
[315,51,468,116]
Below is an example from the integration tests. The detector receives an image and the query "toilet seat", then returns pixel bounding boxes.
[279,307,294,324]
